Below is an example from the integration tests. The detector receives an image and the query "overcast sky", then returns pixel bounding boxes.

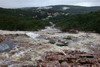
[0,0,100,8]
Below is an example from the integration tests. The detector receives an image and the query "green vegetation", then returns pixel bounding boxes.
[0,7,100,33]
[65,36,72,40]
[50,11,100,33]
[0,8,49,31]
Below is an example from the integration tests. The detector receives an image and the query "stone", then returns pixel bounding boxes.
[49,39,55,44]
[8,64,35,67]
[0,64,8,67]
[69,29,79,34]
[26,32,49,42]
[0,35,5,43]
[72,37,79,42]
[60,61,68,66]
[0,41,14,52]
[56,43,68,46]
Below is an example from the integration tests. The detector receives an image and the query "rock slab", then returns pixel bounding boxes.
[0,41,14,52]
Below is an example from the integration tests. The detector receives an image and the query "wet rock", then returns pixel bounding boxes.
[0,41,14,52]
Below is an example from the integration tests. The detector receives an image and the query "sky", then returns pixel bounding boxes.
[0,0,100,8]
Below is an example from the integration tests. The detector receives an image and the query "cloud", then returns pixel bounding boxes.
[75,2,93,7]
[0,0,100,8]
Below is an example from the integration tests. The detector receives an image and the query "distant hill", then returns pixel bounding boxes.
[49,5,100,14]
[21,5,100,14]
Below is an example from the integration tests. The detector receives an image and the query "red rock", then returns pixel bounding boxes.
[38,50,100,67]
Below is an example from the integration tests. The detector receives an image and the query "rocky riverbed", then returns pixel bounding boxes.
[0,27,100,67]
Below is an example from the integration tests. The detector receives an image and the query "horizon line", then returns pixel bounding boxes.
[0,4,100,9]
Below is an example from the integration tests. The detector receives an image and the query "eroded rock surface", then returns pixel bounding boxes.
[38,50,100,67]
[0,41,14,52]
[0,27,100,67]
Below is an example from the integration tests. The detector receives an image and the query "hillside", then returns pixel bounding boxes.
[0,8,50,31]
[49,11,100,33]
[0,5,100,33]
[50,5,100,14]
